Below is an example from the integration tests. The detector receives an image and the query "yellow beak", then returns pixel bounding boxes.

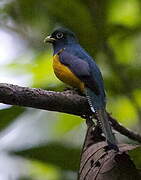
[44,35,56,43]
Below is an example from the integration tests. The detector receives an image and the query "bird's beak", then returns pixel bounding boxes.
[44,35,56,43]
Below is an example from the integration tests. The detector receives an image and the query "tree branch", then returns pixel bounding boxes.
[0,83,141,144]
[0,83,90,116]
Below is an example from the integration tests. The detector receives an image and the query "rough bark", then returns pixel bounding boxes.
[0,83,89,116]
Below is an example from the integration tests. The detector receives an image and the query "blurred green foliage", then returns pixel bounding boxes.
[129,146,141,168]
[0,0,141,179]
[14,143,80,171]
[0,106,25,130]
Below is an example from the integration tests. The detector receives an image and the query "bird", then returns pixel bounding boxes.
[44,27,118,151]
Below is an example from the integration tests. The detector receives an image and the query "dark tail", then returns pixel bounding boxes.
[96,108,117,147]
[85,88,118,151]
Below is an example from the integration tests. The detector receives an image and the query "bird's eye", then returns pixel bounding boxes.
[56,32,63,39]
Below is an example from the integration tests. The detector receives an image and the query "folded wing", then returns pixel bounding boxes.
[59,50,100,95]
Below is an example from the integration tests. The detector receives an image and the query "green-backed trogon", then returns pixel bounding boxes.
[44,28,118,151]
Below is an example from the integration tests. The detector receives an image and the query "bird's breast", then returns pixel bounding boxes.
[53,54,84,92]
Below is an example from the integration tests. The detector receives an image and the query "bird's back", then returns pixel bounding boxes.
[66,44,106,107]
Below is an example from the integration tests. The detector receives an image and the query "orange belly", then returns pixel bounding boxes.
[53,54,84,92]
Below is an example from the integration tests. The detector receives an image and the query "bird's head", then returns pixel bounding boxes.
[44,28,78,49]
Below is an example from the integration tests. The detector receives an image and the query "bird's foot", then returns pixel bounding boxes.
[63,87,81,95]
[81,115,95,127]
[104,142,119,152]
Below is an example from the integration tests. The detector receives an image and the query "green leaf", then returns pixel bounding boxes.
[12,142,80,171]
[30,52,61,88]
[0,106,25,131]
[108,34,135,64]
[107,96,138,127]
[108,0,140,27]
[129,146,141,168]
[54,113,83,135]
[28,160,61,180]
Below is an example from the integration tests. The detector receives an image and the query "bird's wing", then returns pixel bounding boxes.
[59,50,100,95]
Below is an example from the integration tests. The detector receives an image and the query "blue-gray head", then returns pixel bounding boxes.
[44,28,78,52]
